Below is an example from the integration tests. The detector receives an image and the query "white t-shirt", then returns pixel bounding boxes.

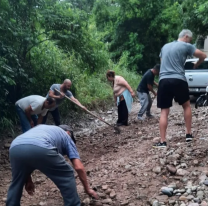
[15,95,48,116]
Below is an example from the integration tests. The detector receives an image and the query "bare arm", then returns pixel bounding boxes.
[70,96,86,109]
[147,84,157,96]
[72,159,99,199]
[193,49,207,69]
[49,90,64,99]
[25,106,34,127]
[117,79,135,97]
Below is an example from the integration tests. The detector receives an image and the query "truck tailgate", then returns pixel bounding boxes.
[185,69,208,87]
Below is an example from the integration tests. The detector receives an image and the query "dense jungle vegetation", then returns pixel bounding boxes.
[0,0,208,130]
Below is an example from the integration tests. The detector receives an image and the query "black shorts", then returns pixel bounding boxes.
[157,78,190,109]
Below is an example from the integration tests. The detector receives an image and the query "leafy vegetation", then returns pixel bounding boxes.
[0,0,208,130]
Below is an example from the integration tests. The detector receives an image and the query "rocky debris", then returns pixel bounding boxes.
[204,180,208,186]
[153,166,161,174]
[4,143,10,149]
[176,169,189,176]
[109,190,116,198]
[82,198,90,205]
[166,165,177,174]
[161,187,173,197]
[1,103,208,206]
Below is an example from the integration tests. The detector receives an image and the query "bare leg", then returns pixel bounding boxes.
[182,100,192,134]
[159,108,170,142]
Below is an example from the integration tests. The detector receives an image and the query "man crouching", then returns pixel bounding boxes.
[6,124,98,206]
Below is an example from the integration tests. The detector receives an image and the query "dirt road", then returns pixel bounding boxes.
[1,100,208,206]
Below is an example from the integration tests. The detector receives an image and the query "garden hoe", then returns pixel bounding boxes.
[55,89,121,134]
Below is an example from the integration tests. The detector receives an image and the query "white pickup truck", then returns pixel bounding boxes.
[185,58,208,96]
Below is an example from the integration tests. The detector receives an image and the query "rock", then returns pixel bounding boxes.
[152,200,160,206]
[2,197,7,202]
[168,200,176,204]
[193,197,200,203]
[83,198,90,205]
[188,203,199,206]
[193,160,199,165]
[161,187,173,197]
[203,180,208,186]
[125,165,131,170]
[166,165,177,174]
[159,158,166,165]
[121,200,129,205]
[180,163,188,168]
[199,174,207,184]
[4,143,10,149]
[197,190,204,200]
[110,190,116,198]
[39,202,47,206]
[102,199,112,204]
[179,196,188,201]
[180,204,186,206]
[186,188,191,194]
[168,182,177,189]
[173,189,185,194]
[191,186,197,191]
[187,195,194,200]
[155,195,168,203]
[102,185,108,190]
[97,192,106,198]
[153,166,161,174]
[176,169,189,176]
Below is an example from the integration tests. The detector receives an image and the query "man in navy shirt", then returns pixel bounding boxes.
[136,64,160,121]
[6,125,98,206]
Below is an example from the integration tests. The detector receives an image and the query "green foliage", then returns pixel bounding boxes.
[5,0,208,132]
[182,0,208,37]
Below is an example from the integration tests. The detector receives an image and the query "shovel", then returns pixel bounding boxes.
[55,89,121,134]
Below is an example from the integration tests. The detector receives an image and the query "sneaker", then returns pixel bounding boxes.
[137,116,144,120]
[135,116,144,123]
[146,114,155,118]
[186,134,193,142]
[153,142,167,148]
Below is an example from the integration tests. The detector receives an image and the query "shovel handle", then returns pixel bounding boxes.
[54,89,114,128]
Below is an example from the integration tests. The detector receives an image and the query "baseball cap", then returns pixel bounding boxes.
[58,125,76,144]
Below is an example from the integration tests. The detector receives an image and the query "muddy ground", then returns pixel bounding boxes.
[1,98,208,206]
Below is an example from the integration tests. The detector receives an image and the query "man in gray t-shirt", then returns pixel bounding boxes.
[154,29,207,148]
[43,79,86,125]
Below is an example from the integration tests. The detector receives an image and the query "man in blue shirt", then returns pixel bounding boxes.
[6,125,98,206]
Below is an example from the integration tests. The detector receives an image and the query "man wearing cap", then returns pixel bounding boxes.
[43,79,86,126]
[136,64,160,121]
[6,124,98,206]
[15,95,56,133]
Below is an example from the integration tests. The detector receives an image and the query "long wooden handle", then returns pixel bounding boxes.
[55,89,115,128]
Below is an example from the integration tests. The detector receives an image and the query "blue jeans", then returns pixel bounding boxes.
[15,105,38,133]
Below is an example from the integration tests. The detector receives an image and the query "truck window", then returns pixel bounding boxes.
[184,61,208,70]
